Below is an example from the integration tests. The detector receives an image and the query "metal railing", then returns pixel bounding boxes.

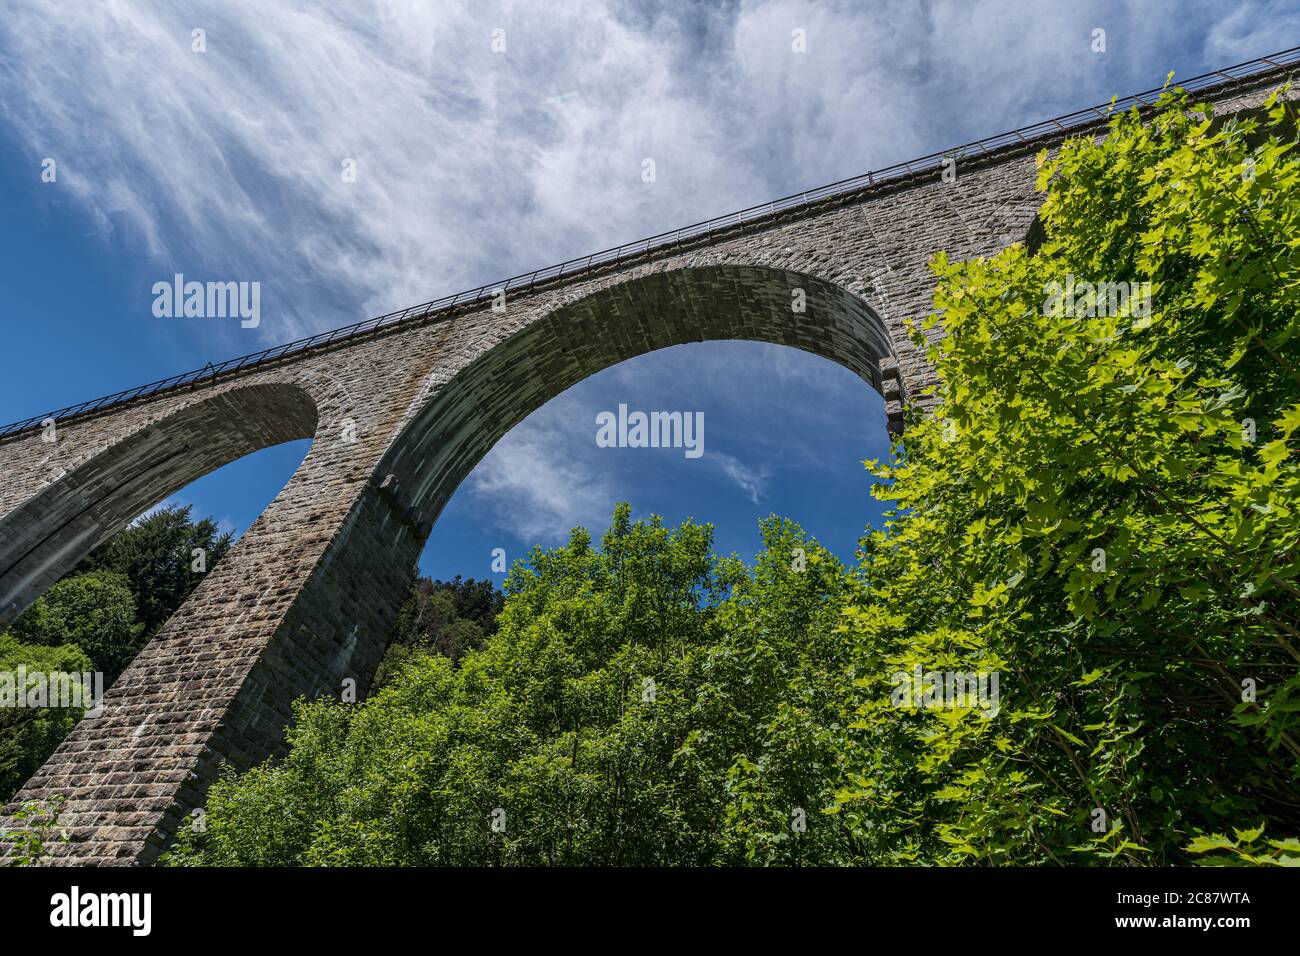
[2,45,1297,441]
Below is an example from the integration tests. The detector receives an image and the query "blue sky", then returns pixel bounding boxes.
[1,1,1296,584]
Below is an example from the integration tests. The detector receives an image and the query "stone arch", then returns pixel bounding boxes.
[377,264,895,532]
[0,381,318,629]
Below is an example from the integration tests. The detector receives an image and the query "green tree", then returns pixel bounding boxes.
[8,571,142,679]
[371,577,502,685]
[168,506,860,866]
[435,575,505,633]
[2,505,231,804]
[833,85,1300,865]
[0,635,93,801]
[76,504,232,638]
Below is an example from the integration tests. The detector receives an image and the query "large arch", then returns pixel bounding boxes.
[382,265,896,529]
[0,383,318,630]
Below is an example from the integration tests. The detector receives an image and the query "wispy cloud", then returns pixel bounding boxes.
[1,0,1274,359]
[0,1,754,347]
[466,403,613,542]
[711,450,771,505]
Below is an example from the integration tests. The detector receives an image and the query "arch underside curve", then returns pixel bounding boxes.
[387,264,896,526]
[0,382,318,628]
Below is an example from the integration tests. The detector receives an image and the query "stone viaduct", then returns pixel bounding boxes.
[0,53,1296,864]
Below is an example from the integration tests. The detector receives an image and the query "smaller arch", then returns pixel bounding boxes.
[0,382,317,629]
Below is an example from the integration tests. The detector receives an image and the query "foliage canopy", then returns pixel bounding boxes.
[75,84,1300,867]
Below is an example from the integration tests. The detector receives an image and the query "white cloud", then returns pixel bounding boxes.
[1204,1,1300,60]
[466,404,613,541]
[0,0,753,347]
[0,0,1269,360]
[711,450,771,504]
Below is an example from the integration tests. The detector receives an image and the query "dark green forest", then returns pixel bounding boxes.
[0,506,497,808]
[7,85,1300,866]
[1,505,232,801]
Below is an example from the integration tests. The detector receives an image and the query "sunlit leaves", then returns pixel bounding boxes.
[839,82,1300,865]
